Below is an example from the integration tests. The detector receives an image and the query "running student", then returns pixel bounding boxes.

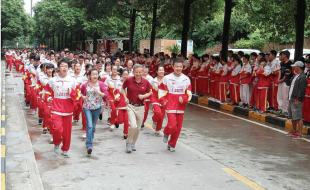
[159,58,192,152]
[141,65,153,129]
[151,66,166,135]
[45,59,78,156]
[81,68,107,155]
[114,68,130,139]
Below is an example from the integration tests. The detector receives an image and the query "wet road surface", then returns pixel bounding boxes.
[6,69,310,190]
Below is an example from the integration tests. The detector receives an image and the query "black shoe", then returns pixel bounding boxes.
[99,114,102,121]
[26,102,30,107]
[38,118,43,125]
[87,148,92,155]
[42,128,48,134]
[107,117,110,123]
[124,135,127,139]
[115,123,119,128]
[232,103,238,106]
[141,124,144,129]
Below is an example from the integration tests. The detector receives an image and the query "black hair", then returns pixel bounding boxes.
[74,52,79,56]
[250,52,257,58]
[157,65,164,71]
[282,50,290,59]
[203,54,210,58]
[79,55,84,59]
[30,53,36,59]
[119,68,129,76]
[143,64,150,69]
[96,59,103,64]
[297,56,306,63]
[244,54,250,61]
[214,56,220,62]
[52,68,59,77]
[260,57,267,63]
[57,59,70,68]
[306,54,310,60]
[34,56,40,61]
[270,50,277,57]
[173,58,183,65]
[46,63,55,69]
[71,59,77,64]
[228,50,233,55]
[87,68,99,76]
[238,51,244,57]
[85,64,93,70]
[306,59,310,64]
[259,53,265,57]
[40,64,45,69]
[235,58,242,65]
[104,62,112,71]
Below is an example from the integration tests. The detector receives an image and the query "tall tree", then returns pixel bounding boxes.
[181,0,194,56]
[150,1,158,55]
[221,0,234,62]
[294,0,306,61]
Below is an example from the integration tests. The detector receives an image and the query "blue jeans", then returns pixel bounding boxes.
[83,107,101,148]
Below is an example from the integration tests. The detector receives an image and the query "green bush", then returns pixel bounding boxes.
[234,38,265,51]
[166,44,181,53]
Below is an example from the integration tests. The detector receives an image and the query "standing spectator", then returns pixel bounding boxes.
[302,59,310,124]
[239,54,252,108]
[286,61,307,139]
[81,68,107,155]
[268,50,280,111]
[277,50,293,116]
[229,58,242,106]
[122,64,152,153]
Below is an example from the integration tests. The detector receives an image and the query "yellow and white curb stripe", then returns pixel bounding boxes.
[1,76,6,190]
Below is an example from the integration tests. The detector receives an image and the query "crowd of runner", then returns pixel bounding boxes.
[3,47,310,155]
[3,48,192,155]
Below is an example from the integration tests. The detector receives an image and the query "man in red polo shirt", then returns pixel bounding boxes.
[122,64,152,153]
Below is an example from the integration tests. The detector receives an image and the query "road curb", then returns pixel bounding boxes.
[191,96,310,135]
[1,75,6,190]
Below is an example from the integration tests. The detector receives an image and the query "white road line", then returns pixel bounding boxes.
[188,102,310,143]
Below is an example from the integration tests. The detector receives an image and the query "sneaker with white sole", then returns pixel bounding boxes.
[50,138,53,144]
[167,144,171,150]
[54,145,60,154]
[31,110,36,115]
[126,143,132,153]
[82,131,86,138]
[169,146,176,152]
[110,125,115,131]
[62,151,68,156]
[132,145,136,151]
[163,135,169,143]
[152,122,157,129]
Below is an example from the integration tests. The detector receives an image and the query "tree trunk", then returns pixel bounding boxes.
[52,34,55,49]
[64,31,68,49]
[93,31,98,54]
[70,32,73,50]
[82,30,86,51]
[150,1,158,56]
[129,9,137,53]
[61,33,64,50]
[221,0,233,62]
[57,33,61,51]
[181,0,192,57]
[294,0,306,62]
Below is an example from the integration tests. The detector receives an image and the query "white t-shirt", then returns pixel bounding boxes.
[289,74,300,100]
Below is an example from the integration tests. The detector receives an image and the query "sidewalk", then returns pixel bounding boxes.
[5,67,43,190]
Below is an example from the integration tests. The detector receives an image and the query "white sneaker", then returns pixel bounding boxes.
[110,125,115,131]
[82,132,86,138]
[152,122,157,129]
[54,145,60,154]
[62,151,68,156]
[50,138,53,144]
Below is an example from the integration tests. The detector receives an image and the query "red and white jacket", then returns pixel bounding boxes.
[45,75,78,116]
[255,65,271,89]
[143,74,154,102]
[105,75,120,100]
[158,73,192,114]
[114,80,127,110]
[240,63,252,84]
[151,77,163,107]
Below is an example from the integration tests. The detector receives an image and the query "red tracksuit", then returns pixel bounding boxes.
[255,66,271,112]
[5,53,13,70]
[302,75,310,122]
[217,64,229,102]
[41,75,53,132]
[268,59,280,110]
[159,73,192,148]
[249,65,259,107]
[105,76,120,125]
[197,62,206,94]
[45,75,78,152]
[229,65,241,104]
[27,65,41,110]
[190,61,199,94]
[114,80,129,135]
[202,62,210,96]
[142,75,154,125]
[151,77,165,131]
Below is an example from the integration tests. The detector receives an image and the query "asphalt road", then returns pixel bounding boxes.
[5,67,310,190]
